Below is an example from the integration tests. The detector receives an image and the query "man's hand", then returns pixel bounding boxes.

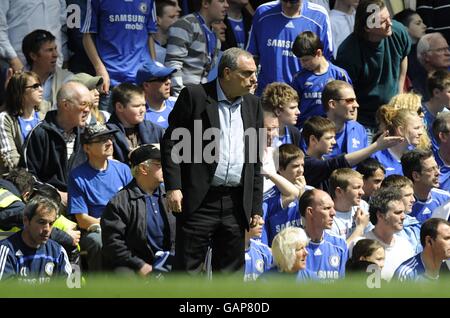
[96,64,110,93]
[66,229,81,246]
[354,208,369,228]
[167,189,183,213]
[138,263,153,277]
[294,176,306,197]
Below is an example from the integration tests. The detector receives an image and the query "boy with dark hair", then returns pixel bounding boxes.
[356,158,386,201]
[302,116,402,191]
[432,112,450,192]
[107,83,164,165]
[291,31,351,128]
[261,144,306,246]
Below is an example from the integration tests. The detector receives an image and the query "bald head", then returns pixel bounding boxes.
[56,81,91,130]
[57,81,91,107]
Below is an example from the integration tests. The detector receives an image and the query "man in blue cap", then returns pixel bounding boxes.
[136,62,177,129]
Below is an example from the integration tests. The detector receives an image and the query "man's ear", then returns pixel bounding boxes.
[115,102,125,113]
[411,170,421,182]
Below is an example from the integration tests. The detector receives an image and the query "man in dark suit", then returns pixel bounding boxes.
[161,47,263,274]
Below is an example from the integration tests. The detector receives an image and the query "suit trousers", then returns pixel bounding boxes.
[174,186,246,275]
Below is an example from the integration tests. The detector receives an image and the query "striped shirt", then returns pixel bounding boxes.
[165,13,221,96]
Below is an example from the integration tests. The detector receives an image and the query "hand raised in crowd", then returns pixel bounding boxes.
[354,208,370,229]
[294,175,307,198]
[374,131,404,150]
[167,189,183,213]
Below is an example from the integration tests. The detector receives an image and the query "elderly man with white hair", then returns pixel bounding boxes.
[414,32,450,100]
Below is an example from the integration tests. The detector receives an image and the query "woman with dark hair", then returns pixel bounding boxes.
[346,238,385,272]
[0,71,46,174]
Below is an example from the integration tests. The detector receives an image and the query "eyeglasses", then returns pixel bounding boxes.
[66,99,93,109]
[334,97,357,104]
[429,46,450,54]
[25,83,42,90]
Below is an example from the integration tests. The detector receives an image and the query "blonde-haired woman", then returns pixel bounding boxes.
[0,71,46,174]
[385,92,430,150]
[263,227,317,281]
[373,106,423,176]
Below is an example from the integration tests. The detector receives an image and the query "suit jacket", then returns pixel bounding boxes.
[161,80,264,228]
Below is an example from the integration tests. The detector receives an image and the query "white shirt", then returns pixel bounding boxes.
[364,231,415,282]
[329,9,355,58]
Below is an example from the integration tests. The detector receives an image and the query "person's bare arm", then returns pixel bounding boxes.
[398,56,408,94]
[75,213,100,230]
[345,131,403,167]
[82,33,110,92]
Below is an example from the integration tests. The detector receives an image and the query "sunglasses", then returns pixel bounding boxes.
[334,97,357,104]
[89,135,115,144]
[417,106,424,116]
[146,76,170,83]
[25,83,42,90]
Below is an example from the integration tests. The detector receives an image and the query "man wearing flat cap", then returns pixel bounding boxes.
[68,122,132,271]
[136,62,177,129]
[101,144,175,276]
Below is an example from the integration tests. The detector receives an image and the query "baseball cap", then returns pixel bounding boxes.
[71,73,103,90]
[81,123,118,144]
[129,144,161,166]
[136,62,176,85]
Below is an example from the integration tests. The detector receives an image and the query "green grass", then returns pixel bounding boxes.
[1,274,450,298]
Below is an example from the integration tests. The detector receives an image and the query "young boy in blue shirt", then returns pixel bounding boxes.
[302,116,402,192]
[291,31,352,128]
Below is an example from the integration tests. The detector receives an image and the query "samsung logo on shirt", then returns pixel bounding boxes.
[266,39,293,49]
[109,14,145,23]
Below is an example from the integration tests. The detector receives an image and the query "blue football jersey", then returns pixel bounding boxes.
[291,62,351,127]
[262,186,301,247]
[393,253,427,282]
[247,1,332,95]
[82,0,157,86]
[326,120,368,159]
[0,232,71,283]
[144,97,176,129]
[306,231,348,280]
[411,188,450,224]
[372,148,403,177]
[244,239,273,281]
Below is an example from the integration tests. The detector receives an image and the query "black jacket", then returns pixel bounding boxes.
[161,80,264,228]
[19,110,86,192]
[106,113,165,165]
[101,180,175,271]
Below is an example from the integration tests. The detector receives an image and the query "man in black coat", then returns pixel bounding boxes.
[101,144,175,276]
[161,47,263,274]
